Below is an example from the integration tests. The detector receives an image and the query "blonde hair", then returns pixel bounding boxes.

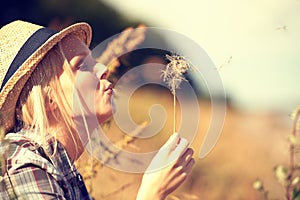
[16,39,79,155]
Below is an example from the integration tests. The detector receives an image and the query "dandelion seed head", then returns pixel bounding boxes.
[162,54,191,94]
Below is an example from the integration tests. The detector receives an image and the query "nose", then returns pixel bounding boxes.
[95,63,108,79]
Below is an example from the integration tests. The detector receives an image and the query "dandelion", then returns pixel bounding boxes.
[161,53,191,133]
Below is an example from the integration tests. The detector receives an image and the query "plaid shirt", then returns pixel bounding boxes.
[0,130,92,200]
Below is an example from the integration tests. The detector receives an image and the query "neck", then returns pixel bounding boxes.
[56,128,85,162]
[53,115,99,162]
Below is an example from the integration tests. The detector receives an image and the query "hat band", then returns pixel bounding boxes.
[0,27,57,91]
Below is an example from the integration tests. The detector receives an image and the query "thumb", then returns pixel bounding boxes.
[161,132,180,152]
[145,133,180,173]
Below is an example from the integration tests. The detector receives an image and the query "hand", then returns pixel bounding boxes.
[136,133,195,200]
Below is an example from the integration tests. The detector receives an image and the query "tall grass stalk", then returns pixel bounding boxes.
[253,106,300,200]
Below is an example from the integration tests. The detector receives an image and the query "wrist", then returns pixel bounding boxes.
[136,185,166,200]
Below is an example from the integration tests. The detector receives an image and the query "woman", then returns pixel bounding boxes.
[0,20,195,199]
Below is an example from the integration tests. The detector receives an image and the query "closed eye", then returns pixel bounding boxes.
[78,63,89,71]
[74,57,85,70]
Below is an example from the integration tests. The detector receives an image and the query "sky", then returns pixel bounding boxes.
[101,0,300,113]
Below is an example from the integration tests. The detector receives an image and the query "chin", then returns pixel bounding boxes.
[97,110,113,124]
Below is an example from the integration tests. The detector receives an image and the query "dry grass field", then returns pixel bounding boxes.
[76,87,293,200]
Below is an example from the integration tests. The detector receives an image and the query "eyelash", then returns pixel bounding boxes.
[75,60,91,72]
[78,64,88,71]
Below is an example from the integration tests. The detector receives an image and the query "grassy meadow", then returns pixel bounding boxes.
[76,86,292,200]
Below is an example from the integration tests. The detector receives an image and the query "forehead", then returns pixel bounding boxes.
[60,34,89,61]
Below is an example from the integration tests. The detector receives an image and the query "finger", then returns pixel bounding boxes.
[170,133,181,152]
[170,158,195,189]
[175,148,194,168]
[161,132,180,152]
[173,137,189,155]
[168,137,189,163]
[184,157,195,175]
[145,133,180,172]
[176,156,195,179]
[173,158,195,187]
[182,147,194,156]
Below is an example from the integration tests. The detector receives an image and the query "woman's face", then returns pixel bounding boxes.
[59,35,114,126]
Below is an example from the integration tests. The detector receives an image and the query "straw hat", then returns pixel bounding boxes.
[0,20,92,132]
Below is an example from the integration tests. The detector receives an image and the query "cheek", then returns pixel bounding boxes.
[94,92,114,123]
[75,72,98,92]
[59,72,74,105]
[73,72,99,114]
[95,92,112,111]
[73,71,113,123]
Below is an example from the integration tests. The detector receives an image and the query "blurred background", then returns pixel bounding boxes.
[2,0,300,199]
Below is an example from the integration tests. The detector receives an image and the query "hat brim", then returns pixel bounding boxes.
[0,22,92,132]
